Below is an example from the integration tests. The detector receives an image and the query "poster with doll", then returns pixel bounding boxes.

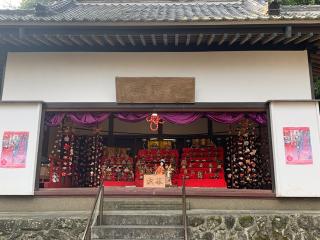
[283,127,312,165]
[0,131,29,168]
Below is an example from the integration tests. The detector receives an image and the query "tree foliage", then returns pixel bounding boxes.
[282,0,320,4]
[20,0,55,9]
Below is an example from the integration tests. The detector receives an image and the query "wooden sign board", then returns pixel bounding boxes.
[143,174,166,188]
[116,77,195,103]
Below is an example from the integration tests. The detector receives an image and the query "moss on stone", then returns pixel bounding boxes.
[207,216,222,229]
[271,216,289,231]
[239,216,254,228]
[225,216,236,230]
[189,216,205,227]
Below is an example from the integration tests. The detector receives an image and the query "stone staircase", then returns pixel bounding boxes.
[91,199,189,240]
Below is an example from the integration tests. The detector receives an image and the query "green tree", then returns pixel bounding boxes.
[281,0,320,5]
[20,0,54,9]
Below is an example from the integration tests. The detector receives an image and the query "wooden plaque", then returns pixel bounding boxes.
[116,77,195,103]
[143,174,166,188]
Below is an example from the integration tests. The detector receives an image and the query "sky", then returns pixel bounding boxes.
[0,0,22,9]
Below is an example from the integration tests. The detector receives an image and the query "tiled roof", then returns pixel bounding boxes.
[0,0,320,24]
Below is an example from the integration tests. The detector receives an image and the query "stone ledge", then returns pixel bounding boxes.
[188,213,320,240]
[0,215,87,240]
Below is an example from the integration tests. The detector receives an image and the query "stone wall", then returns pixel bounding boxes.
[0,216,87,240]
[188,213,320,240]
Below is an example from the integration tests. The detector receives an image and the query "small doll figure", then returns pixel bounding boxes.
[155,159,165,175]
[165,163,174,186]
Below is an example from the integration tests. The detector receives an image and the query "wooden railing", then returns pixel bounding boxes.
[82,184,104,240]
[182,176,188,240]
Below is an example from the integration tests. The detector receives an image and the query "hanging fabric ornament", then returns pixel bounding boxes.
[146,113,164,131]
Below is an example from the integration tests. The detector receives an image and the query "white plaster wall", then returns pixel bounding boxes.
[0,103,42,195]
[2,51,311,102]
[270,101,320,197]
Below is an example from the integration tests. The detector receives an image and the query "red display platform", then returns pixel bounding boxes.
[104,181,135,187]
[176,179,227,188]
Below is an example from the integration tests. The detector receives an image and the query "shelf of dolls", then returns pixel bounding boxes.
[180,166,223,173]
[176,178,227,188]
[177,170,224,179]
[45,176,73,188]
[181,162,223,168]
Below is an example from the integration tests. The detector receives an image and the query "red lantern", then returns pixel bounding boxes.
[146,113,164,131]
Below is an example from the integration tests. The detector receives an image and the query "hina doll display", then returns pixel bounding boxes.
[225,119,272,189]
[155,159,165,175]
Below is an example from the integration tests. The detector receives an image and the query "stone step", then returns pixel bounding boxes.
[102,211,183,225]
[103,199,188,211]
[91,225,184,239]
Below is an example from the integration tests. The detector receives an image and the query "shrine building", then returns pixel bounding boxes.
[0,0,320,239]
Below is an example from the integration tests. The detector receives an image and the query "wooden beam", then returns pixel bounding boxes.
[56,35,73,46]
[22,36,43,46]
[196,33,203,46]
[273,35,287,44]
[115,35,125,46]
[140,35,146,46]
[175,34,179,46]
[308,34,320,43]
[103,35,114,46]
[294,33,314,45]
[91,35,104,46]
[207,34,215,46]
[151,34,157,46]
[283,32,301,45]
[240,33,252,45]
[8,34,29,46]
[128,35,135,46]
[67,35,84,46]
[186,34,191,46]
[229,33,240,45]
[43,34,63,46]
[79,35,94,46]
[32,34,52,47]
[163,34,168,46]
[218,33,228,45]
[250,33,265,45]
[0,35,20,46]
[261,33,277,45]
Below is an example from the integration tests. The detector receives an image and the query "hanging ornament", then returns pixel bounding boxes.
[146,113,164,131]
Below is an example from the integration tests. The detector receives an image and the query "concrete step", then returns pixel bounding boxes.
[102,211,183,225]
[91,225,184,239]
[103,199,188,211]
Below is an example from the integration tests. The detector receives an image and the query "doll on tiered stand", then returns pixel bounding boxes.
[155,159,165,175]
[165,163,174,186]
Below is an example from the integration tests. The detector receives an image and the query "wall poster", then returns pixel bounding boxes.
[283,127,312,165]
[0,131,29,168]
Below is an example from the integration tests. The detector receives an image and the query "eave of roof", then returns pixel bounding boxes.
[0,0,319,26]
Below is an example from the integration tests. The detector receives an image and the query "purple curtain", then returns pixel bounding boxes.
[67,113,110,126]
[206,112,245,124]
[45,112,267,126]
[247,113,267,125]
[159,113,203,124]
[45,113,66,127]
[114,113,149,122]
